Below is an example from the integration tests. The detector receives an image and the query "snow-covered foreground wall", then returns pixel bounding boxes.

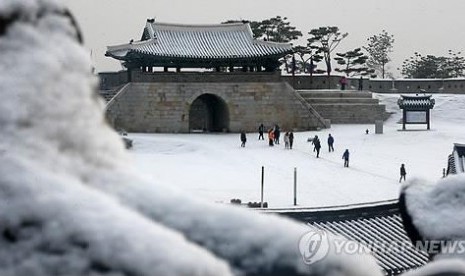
[0,1,383,275]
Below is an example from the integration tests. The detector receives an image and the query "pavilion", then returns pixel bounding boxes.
[105,19,292,73]
[397,94,435,130]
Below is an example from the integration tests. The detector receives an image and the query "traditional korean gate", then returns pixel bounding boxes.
[189,94,229,132]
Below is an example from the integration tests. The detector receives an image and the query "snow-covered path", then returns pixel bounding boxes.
[130,94,465,208]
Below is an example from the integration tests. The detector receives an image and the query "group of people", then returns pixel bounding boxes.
[244,124,295,149]
[310,134,349,167]
[245,126,408,182]
[339,76,364,91]
[264,124,294,149]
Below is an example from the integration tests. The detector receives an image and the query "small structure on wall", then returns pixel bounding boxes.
[397,94,435,130]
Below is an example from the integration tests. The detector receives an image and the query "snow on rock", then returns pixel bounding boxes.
[400,174,465,260]
[0,0,383,275]
[0,1,232,275]
[402,258,465,276]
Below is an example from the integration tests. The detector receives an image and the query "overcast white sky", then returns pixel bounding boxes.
[63,0,465,77]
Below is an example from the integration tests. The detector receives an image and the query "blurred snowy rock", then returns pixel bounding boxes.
[0,0,384,275]
[400,174,465,261]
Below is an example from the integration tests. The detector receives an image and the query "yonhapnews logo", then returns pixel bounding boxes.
[298,230,330,264]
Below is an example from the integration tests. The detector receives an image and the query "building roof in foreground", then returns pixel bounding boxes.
[266,200,429,275]
[447,143,465,175]
[106,20,292,62]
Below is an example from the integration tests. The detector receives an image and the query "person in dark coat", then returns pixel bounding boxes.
[339,76,348,90]
[274,125,280,145]
[240,131,247,147]
[327,134,334,152]
[258,123,264,140]
[311,135,319,152]
[399,164,407,182]
[358,76,363,91]
[342,149,350,167]
[312,136,321,158]
[289,132,294,149]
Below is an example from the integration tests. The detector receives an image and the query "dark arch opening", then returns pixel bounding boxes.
[189,94,229,132]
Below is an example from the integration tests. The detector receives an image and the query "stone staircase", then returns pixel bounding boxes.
[98,85,125,102]
[297,90,387,124]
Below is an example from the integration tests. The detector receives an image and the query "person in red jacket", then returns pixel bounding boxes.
[268,129,274,146]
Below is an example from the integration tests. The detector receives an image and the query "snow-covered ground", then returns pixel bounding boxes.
[130,93,465,208]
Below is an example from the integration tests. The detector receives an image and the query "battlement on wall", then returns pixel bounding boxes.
[99,71,281,90]
[282,75,465,94]
[100,72,465,94]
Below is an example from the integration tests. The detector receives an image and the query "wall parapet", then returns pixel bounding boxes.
[99,71,465,94]
[281,75,465,94]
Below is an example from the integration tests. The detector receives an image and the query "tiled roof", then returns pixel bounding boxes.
[106,21,292,60]
[448,143,465,175]
[397,95,435,110]
[270,200,429,275]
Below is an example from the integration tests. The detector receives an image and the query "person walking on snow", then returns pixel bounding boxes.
[268,129,274,146]
[399,164,407,182]
[342,149,350,167]
[274,125,280,145]
[289,132,294,149]
[312,136,321,158]
[311,135,319,152]
[327,134,334,152]
[258,123,264,140]
[240,131,247,147]
[284,132,290,149]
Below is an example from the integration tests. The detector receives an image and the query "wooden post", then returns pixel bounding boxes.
[402,109,406,130]
[260,166,264,208]
[293,167,297,206]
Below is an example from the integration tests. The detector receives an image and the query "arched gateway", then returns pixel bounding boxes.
[189,94,229,132]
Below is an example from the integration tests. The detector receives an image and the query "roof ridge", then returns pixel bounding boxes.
[150,21,250,31]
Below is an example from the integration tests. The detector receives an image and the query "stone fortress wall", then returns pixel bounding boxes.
[104,71,323,133]
[101,71,463,133]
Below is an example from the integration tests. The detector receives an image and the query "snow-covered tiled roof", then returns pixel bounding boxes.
[398,95,435,110]
[447,143,465,175]
[276,201,429,275]
[106,21,292,60]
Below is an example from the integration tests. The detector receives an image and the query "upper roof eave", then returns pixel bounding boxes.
[106,20,292,61]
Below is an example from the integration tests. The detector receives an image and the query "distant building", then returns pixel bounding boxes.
[446,143,465,175]
[101,20,385,133]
